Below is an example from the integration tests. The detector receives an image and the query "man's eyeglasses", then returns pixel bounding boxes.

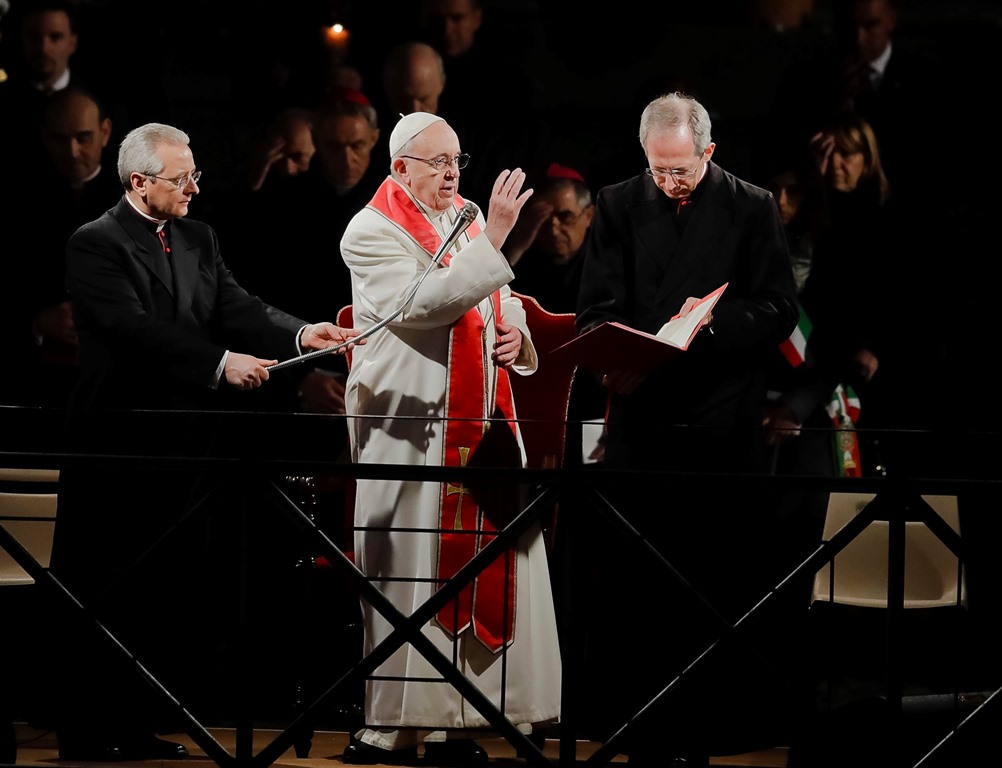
[644,154,704,183]
[551,209,585,226]
[400,153,470,171]
[146,171,202,189]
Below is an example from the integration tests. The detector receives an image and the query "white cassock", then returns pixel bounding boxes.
[340,180,562,749]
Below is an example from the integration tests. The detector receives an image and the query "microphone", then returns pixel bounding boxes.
[265,201,481,373]
[432,201,480,265]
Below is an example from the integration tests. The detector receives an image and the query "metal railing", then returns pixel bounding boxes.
[2,406,1000,768]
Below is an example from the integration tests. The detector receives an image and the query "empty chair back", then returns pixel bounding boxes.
[0,469,59,586]
[811,492,966,609]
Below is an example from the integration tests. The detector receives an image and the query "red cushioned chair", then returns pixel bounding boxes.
[508,292,578,471]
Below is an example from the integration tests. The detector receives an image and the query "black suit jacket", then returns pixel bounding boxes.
[576,162,798,472]
[66,197,308,413]
[49,197,318,734]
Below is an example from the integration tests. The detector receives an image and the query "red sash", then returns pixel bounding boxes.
[367,179,519,653]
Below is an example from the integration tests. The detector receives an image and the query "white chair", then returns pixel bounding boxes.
[0,468,59,586]
[1,468,58,763]
[811,492,966,609]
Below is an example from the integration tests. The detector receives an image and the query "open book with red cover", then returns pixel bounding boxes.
[549,283,728,375]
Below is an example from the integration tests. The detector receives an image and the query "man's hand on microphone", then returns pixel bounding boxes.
[225,353,276,390]
[484,168,533,252]
[301,322,364,352]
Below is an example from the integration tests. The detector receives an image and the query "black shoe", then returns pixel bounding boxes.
[59,734,189,762]
[121,736,189,760]
[422,740,488,768]
[57,738,128,762]
[342,741,419,765]
[629,750,708,767]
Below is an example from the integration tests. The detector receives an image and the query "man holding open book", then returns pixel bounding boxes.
[573,92,799,767]
[576,92,798,473]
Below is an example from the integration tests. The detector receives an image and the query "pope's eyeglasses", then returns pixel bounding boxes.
[400,153,471,172]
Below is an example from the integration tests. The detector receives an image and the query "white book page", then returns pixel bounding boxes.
[654,283,727,349]
[656,297,713,347]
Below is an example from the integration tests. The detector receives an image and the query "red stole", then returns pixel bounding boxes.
[367,178,519,653]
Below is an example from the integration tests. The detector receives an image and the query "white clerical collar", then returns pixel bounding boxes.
[870,42,892,78]
[33,68,71,93]
[124,192,169,231]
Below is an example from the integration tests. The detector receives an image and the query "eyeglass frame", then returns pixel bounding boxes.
[550,208,588,227]
[145,170,202,189]
[644,151,706,184]
[399,153,471,172]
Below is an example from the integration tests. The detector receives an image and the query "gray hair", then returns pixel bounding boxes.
[538,175,592,210]
[638,92,713,156]
[315,97,378,133]
[117,123,190,189]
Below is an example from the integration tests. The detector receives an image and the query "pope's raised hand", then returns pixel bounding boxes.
[484,168,533,252]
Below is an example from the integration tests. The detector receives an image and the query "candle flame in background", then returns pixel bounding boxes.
[324,23,350,49]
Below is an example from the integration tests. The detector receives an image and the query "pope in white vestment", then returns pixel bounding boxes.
[338,112,561,758]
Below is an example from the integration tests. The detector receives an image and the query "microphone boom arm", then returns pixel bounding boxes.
[265,201,480,372]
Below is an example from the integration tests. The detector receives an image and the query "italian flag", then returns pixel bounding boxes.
[778,303,813,367]
[826,383,861,425]
[779,304,864,476]
[827,383,862,477]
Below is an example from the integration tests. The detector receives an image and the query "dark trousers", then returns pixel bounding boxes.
[571,466,811,758]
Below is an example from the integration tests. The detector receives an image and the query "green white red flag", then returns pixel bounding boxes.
[826,383,862,477]
[779,303,813,368]
[779,304,864,476]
